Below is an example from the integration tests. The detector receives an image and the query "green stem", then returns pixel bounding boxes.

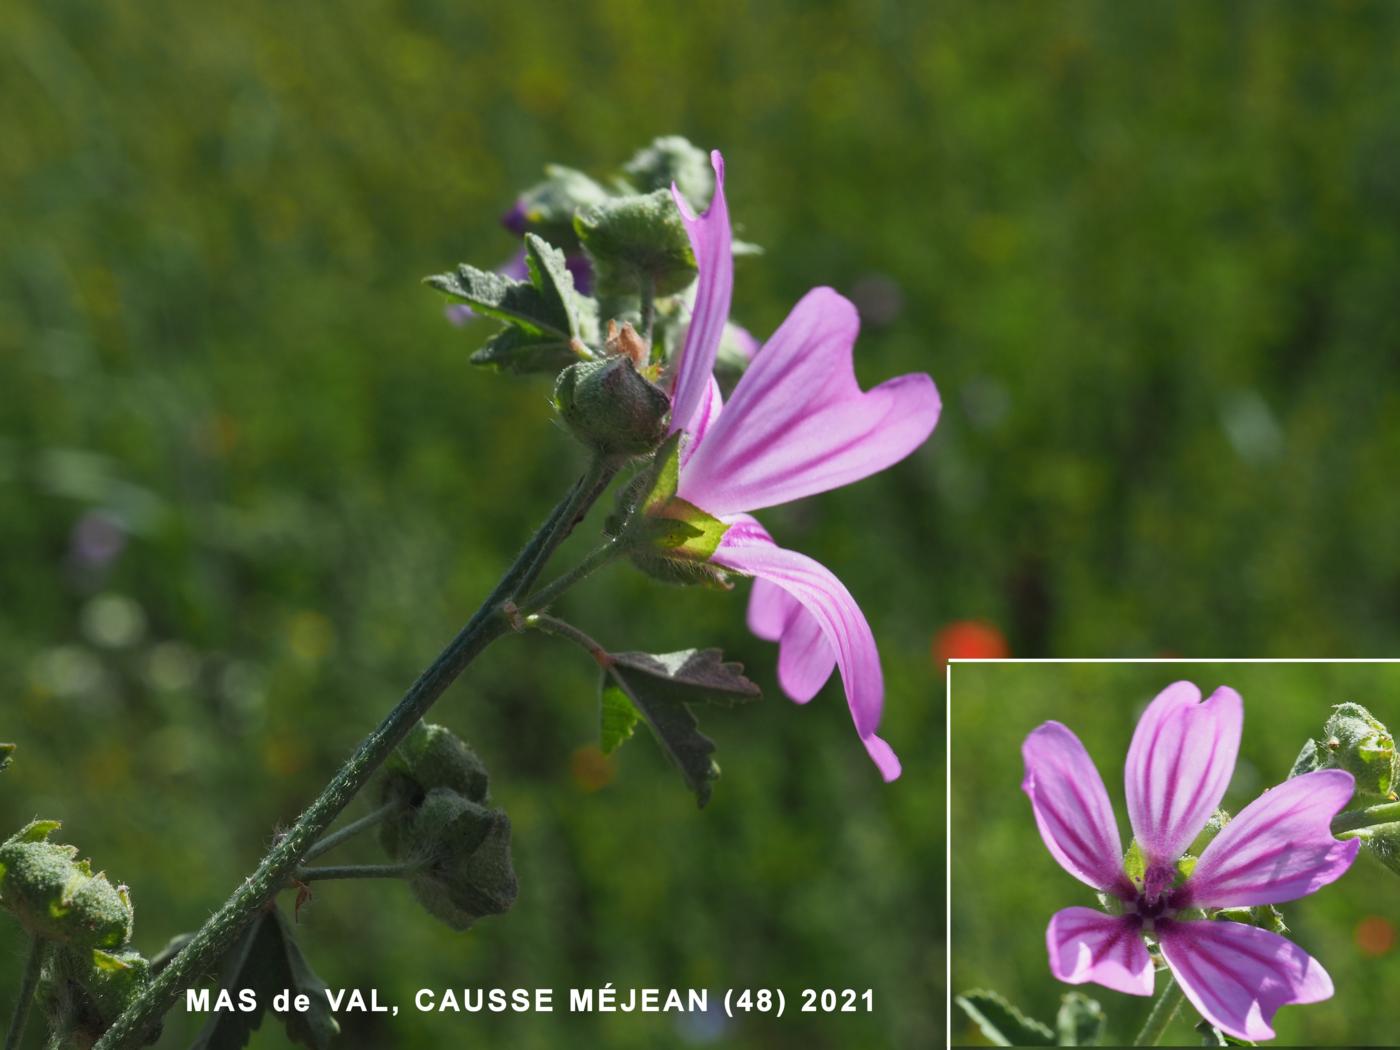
[518,540,627,615]
[510,455,617,602]
[640,277,656,346]
[296,862,421,883]
[301,800,403,863]
[1332,800,1400,834]
[95,464,615,1050]
[524,613,610,663]
[1133,972,1184,1046]
[4,935,46,1050]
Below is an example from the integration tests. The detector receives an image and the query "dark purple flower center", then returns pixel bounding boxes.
[1130,862,1186,922]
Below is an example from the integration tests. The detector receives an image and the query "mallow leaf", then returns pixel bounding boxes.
[0,742,13,774]
[602,649,760,807]
[469,327,582,376]
[190,907,339,1050]
[427,233,588,350]
[954,990,1054,1046]
[574,190,697,299]
[1056,991,1105,1046]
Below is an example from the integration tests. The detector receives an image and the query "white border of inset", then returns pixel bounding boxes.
[944,657,1400,1048]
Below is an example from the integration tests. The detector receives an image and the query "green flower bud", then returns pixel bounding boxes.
[553,355,669,456]
[1319,702,1397,800]
[378,722,490,857]
[39,947,155,1050]
[402,789,518,932]
[0,741,14,773]
[0,822,133,950]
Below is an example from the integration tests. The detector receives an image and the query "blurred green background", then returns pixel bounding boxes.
[950,663,1400,1046]
[2,1,1399,1047]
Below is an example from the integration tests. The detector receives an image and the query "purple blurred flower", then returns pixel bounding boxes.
[1022,682,1359,1041]
[69,511,126,569]
[664,151,941,781]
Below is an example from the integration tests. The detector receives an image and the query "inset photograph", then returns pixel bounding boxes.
[949,662,1400,1047]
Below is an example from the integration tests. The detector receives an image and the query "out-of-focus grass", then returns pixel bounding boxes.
[1,1,1399,1046]
[951,663,1400,1046]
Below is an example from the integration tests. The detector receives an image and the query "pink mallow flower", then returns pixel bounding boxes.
[1022,681,1360,1041]
[663,150,941,781]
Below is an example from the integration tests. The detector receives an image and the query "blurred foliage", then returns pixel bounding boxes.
[951,663,1400,1046]
[1,0,1399,1047]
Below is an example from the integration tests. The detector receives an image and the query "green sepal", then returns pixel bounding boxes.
[1342,821,1400,878]
[1289,737,1322,779]
[620,135,714,211]
[190,906,340,1050]
[953,989,1054,1046]
[0,741,14,773]
[0,821,133,950]
[399,789,518,931]
[602,649,760,807]
[610,434,731,585]
[1211,903,1287,935]
[574,190,697,299]
[1056,991,1105,1046]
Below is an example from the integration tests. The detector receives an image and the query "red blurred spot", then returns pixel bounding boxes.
[569,746,615,793]
[1356,915,1394,957]
[933,620,1009,670]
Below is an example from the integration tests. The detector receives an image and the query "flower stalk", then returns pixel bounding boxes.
[296,862,423,883]
[301,800,406,863]
[93,464,616,1050]
[1133,973,1184,1046]
[1332,800,1400,835]
[4,934,47,1050]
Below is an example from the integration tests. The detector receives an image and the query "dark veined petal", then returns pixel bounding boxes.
[1157,918,1334,1042]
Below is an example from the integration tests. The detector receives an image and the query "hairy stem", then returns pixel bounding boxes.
[518,540,627,615]
[640,276,657,346]
[296,862,421,883]
[1133,972,1184,1046]
[301,800,404,863]
[1332,800,1400,834]
[95,464,614,1050]
[510,455,618,601]
[4,935,46,1050]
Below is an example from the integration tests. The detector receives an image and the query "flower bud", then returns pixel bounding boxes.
[0,821,133,950]
[553,356,669,456]
[378,722,491,857]
[622,135,714,209]
[402,789,518,931]
[1320,702,1397,800]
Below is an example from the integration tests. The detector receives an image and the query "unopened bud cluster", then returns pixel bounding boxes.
[378,722,518,931]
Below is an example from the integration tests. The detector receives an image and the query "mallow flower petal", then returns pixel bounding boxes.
[677,287,940,517]
[712,516,893,779]
[1157,918,1334,1042]
[1125,682,1242,870]
[1046,907,1154,996]
[1184,769,1359,909]
[744,578,837,703]
[668,150,732,438]
[680,375,724,469]
[1022,723,1132,896]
